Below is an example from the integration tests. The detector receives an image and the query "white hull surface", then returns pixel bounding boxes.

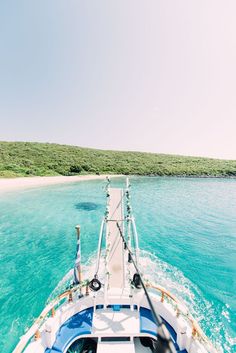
[13,179,218,353]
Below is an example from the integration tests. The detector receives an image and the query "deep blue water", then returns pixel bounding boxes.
[0,177,235,352]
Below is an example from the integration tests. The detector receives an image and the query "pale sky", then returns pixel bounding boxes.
[0,0,236,159]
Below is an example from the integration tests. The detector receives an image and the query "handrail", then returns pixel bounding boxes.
[12,282,88,353]
[13,280,217,353]
[146,282,218,353]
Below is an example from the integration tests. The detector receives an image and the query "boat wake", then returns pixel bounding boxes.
[48,250,235,353]
[139,251,234,353]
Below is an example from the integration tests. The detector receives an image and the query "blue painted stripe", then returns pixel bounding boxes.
[113,305,121,311]
[107,304,130,309]
[140,307,157,337]
[96,304,104,309]
[45,307,93,353]
[139,307,186,352]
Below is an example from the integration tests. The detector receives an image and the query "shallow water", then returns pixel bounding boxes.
[0,177,235,353]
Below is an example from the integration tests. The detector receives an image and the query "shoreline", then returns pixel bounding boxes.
[0,174,122,193]
[0,174,235,194]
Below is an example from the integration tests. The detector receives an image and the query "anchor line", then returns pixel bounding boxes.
[116,222,177,353]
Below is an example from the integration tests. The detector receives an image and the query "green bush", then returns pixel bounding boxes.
[69,165,82,174]
[0,141,235,178]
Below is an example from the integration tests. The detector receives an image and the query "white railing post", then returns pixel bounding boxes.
[131,217,140,266]
[94,218,105,276]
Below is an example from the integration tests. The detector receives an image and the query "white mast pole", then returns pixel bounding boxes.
[73,225,82,284]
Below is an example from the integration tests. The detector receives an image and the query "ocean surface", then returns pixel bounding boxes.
[0,177,235,353]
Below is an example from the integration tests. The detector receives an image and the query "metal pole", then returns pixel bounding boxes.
[73,225,82,284]
[131,217,140,266]
[94,218,105,276]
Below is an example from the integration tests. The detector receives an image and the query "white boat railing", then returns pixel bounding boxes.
[12,282,89,353]
[146,282,218,353]
[12,281,217,353]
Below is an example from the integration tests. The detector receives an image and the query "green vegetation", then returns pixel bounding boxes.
[0,141,235,178]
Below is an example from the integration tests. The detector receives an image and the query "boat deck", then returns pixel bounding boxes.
[97,341,136,353]
[92,307,139,336]
[44,305,188,353]
[107,188,125,290]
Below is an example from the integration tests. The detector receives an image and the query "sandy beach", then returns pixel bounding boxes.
[0,174,122,193]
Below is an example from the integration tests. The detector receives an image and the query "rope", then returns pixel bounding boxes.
[116,222,176,353]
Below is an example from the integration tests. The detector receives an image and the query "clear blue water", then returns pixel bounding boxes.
[0,177,235,353]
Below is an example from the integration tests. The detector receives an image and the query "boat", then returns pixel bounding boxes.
[13,178,218,353]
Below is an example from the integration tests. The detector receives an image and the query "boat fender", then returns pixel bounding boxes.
[132,273,142,289]
[89,277,102,292]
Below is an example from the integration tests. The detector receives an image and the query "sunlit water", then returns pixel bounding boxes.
[0,177,235,353]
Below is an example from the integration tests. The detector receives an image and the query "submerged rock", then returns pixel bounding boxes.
[75,202,101,211]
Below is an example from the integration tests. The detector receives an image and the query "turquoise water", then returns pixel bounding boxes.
[0,177,235,353]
